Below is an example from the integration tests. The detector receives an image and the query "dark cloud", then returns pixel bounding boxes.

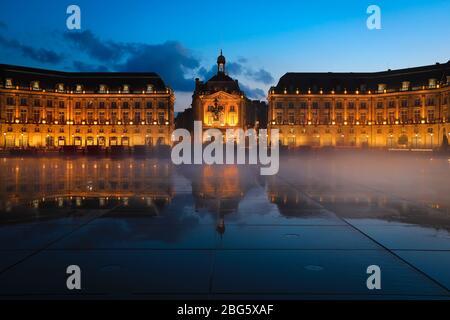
[240,83,266,100]
[64,30,128,62]
[246,68,274,85]
[115,41,200,91]
[0,34,63,64]
[64,30,199,91]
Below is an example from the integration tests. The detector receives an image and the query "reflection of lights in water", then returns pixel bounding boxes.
[76,197,82,206]
[58,198,64,207]
[99,198,105,207]
[123,198,129,206]
[146,197,152,206]
[32,200,39,208]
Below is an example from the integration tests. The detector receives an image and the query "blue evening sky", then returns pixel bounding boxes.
[0,0,449,110]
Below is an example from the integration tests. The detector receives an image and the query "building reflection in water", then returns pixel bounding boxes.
[0,157,449,233]
[0,158,173,223]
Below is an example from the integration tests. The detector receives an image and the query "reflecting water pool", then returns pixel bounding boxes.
[0,153,449,299]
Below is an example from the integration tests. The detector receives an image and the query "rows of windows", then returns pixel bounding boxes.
[273,109,440,125]
[3,109,168,125]
[273,97,446,110]
[4,97,168,109]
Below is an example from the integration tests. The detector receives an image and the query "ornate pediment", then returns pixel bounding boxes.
[203,90,241,101]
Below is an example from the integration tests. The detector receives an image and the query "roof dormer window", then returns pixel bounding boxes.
[446,76,450,85]
[428,78,437,88]
[123,84,130,93]
[99,84,107,93]
[5,78,13,88]
[31,81,40,90]
[146,84,154,93]
[56,83,64,92]
[401,81,410,91]
[76,84,83,93]
[377,83,386,93]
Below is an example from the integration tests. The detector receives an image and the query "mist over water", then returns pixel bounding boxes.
[0,152,449,228]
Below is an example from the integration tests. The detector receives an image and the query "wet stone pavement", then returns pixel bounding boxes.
[0,153,449,299]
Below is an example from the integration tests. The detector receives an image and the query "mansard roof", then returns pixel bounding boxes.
[0,64,169,92]
[273,61,450,94]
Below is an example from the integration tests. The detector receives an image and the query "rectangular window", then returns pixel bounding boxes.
[59,112,65,123]
[123,102,129,109]
[20,98,27,106]
[146,101,153,109]
[377,101,383,109]
[135,102,141,109]
[401,110,408,123]
[6,97,15,105]
[348,102,355,109]
[99,111,105,124]
[414,110,421,123]
[158,112,165,124]
[59,101,64,108]
[75,111,81,124]
[312,110,318,124]
[123,111,130,123]
[111,111,117,124]
[47,100,53,108]
[146,112,153,124]
[322,110,330,124]
[33,110,40,123]
[276,112,283,124]
[348,113,355,124]
[134,112,141,123]
[99,102,105,109]
[360,113,367,124]
[20,109,27,123]
[158,102,165,109]
[388,111,395,124]
[336,101,343,109]
[427,98,435,106]
[46,111,53,123]
[299,111,306,124]
[87,111,94,124]
[34,99,40,107]
[6,109,14,122]
[336,112,343,124]
[427,110,435,123]
[376,112,383,124]
[414,99,421,107]
[288,113,295,124]
[401,100,408,107]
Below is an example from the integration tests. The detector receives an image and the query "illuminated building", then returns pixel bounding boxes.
[192,51,248,133]
[268,62,450,149]
[0,64,174,149]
